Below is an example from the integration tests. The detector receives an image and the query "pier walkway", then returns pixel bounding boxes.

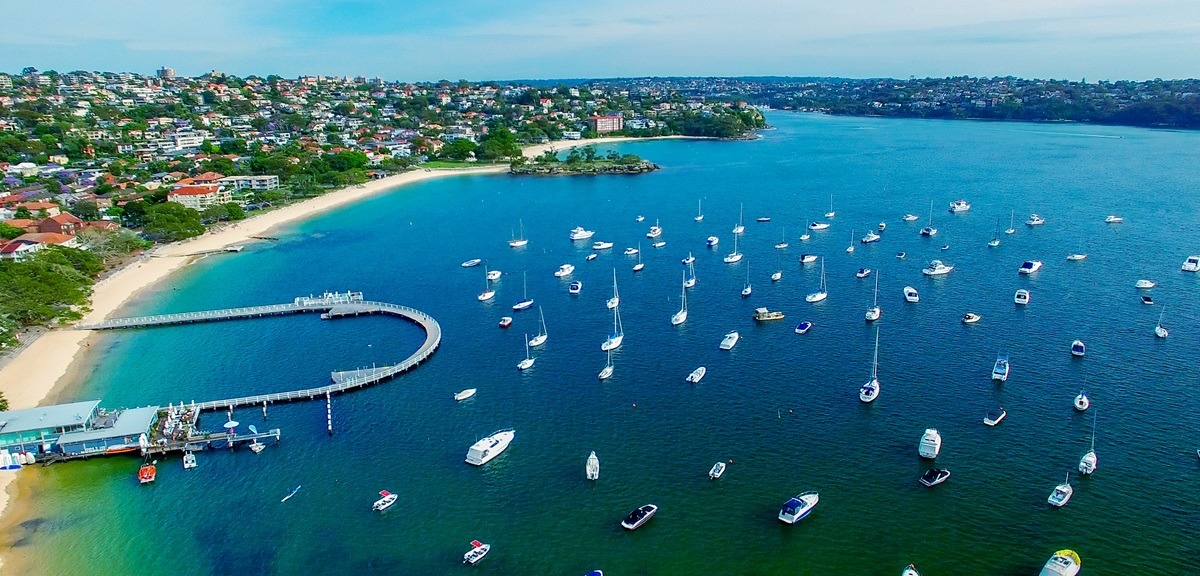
[77,292,441,412]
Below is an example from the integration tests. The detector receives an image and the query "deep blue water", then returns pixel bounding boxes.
[11,113,1200,575]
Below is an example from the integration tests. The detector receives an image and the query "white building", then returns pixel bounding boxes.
[218,175,280,191]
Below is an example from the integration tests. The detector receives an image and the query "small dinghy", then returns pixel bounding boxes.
[461,259,482,268]
[962,312,981,324]
[919,467,951,487]
[856,268,871,278]
[709,462,727,479]
[1141,295,1154,305]
[983,408,1007,426]
[1070,340,1085,357]
[896,251,906,259]
[794,321,813,335]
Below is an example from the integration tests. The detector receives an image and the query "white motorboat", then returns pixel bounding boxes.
[182,452,197,470]
[856,268,871,278]
[694,199,704,222]
[1066,253,1087,261]
[941,244,950,251]
[799,233,811,241]
[1019,260,1043,274]
[1070,339,1085,357]
[554,263,576,277]
[707,235,720,248]
[373,490,398,511]
[508,219,529,247]
[962,312,981,324]
[846,230,855,253]
[454,388,477,401]
[528,307,548,347]
[1014,289,1031,305]
[922,260,953,276]
[599,350,614,380]
[859,327,881,403]
[709,461,726,479]
[919,467,951,487]
[1135,279,1156,289]
[903,286,920,303]
[1005,210,1016,234]
[794,321,813,334]
[621,504,658,530]
[592,240,614,250]
[1105,215,1123,223]
[671,272,689,326]
[825,194,836,218]
[465,429,515,466]
[517,334,535,370]
[1047,473,1073,507]
[512,271,534,310]
[861,230,881,243]
[1156,305,1170,338]
[808,221,830,231]
[646,219,663,239]
[983,408,1007,426]
[948,199,971,213]
[723,233,743,263]
[652,240,665,248]
[992,353,1010,382]
[902,213,920,222]
[586,253,598,261]
[586,451,600,480]
[1073,390,1090,411]
[903,564,921,576]
[778,491,820,524]
[570,226,595,241]
[601,304,624,351]
[636,215,645,222]
[771,271,782,282]
[719,331,740,350]
[1039,550,1082,576]
[733,203,745,235]
[686,366,707,383]
[1183,255,1200,272]
[461,258,483,267]
[805,258,828,302]
[606,269,620,310]
[248,440,266,453]
[684,261,697,288]
[487,269,502,281]
[800,253,818,264]
[878,221,887,232]
[1079,411,1098,475]
[463,541,491,565]
[865,272,881,322]
[1026,213,1046,226]
[918,428,942,459]
[682,252,695,265]
[919,200,938,236]
[569,281,583,295]
[498,316,512,328]
[623,247,639,256]
[741,262,752,297]
[895,251,906,259]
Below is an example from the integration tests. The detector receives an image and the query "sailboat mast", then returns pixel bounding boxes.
[872,326,880,379]
[873,271,879,306]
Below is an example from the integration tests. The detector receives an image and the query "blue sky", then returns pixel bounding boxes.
[3,0,1198,81]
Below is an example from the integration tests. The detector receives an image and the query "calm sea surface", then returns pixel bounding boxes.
[11,113,1200,575]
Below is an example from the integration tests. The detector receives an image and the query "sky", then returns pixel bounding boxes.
[3,0,1199,81]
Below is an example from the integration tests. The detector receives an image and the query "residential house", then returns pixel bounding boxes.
[0,232,80,260]
[166,185,232,210]
[38,213,84,235]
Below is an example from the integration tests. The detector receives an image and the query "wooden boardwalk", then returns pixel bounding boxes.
[77,292,441,412]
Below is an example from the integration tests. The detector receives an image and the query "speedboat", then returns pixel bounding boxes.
[138,462,156,484]
[461,258,482,268]
[569,281,582,295]
[463,541,491,565]
[1026,214,1046,226]
[486,269,502,281]
[800,254,818,264]
[918,428,942,459]
[757,216,771,222]
[753,308,785,321]
[794,321,813,335]
[1070,340,1085,356]
[182,452,197,470]
[623,247,639,256]
[719,331,740,350]
[922,260,953,276]
[709,462,726,479]
[587,451,600,480]
[903,565,921,576]
[1039,550,1082,576]
[636,215,645,222]
[498,316,512,328]
[652,241,665,248]
[1183,255,1200,272]
[682,253,695,265]
[902,213,920,222]
[903,286,919,303]
[554,263,575,277]
[777,491,819,524]
[1066,253,1086,261]
[1104,215,1123,223]
[919,468,951,487]
[1014,289,1031,305]
[1141,295,1154,305]
[948,199,971,213]
[1073,390,1090,411]
[799,233,811,241]
[621,504,658,530]
[1135,279,1156,289]
[962,312,981,324]
[856,268,871,278]
[586,253,597,261]
[1047,473,1073,507]
[992,354,1010,382]
[373,490,398,511]
[686,366,707,383]
[771,271,782,282]
[861,231,881,243]
[592,241,614,250]
[895,251,906,259]
[878,221,887,232]
[569,227,595,241]
[465,429,515,466]
[808,221,830,230]
[1019,260,1043,274]
[983,408,1006,426]
[454,388,477,401]
[646,219,662,238]
[707,236,720,248]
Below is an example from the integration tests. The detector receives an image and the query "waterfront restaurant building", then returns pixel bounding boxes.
[0,400,100,453]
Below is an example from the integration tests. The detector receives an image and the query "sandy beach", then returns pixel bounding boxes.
[0,135,686,571]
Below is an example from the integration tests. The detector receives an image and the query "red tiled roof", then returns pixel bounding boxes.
[168,185,220,197]
[10,232,74,245]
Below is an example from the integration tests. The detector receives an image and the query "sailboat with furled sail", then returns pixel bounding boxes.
[859,326,881,403]
[672,271,689,325]
[602,304,624,351]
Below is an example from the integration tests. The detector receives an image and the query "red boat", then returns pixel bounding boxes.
[137,462,157,484]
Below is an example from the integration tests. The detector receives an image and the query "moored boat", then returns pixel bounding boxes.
[463,541,491,565]
[454,388,477,401]
[373,490,398,511]
[182,452,197,470]
[586,451,600,480]
[461,258,482,268]
[709,461,726,479]
[465,429,515,466]
[753,307,785,321]
[686,366,707,383]
[1104,215,1123,223]
[1039,549,1082,576]
[719,331,740,350]
[569,281,583,295]
[592,240,614,250]
[1027,213,1046,226]
[794,321,813,335]
[554,263,575,277]
[918,428,942,459]
[983,408,1006,426]
[1073,390,1090,411]
[137,462,157,484]
[992,354,1010,382]
[1047,473,1073,507]
[1019,260,1043,274]
[778,491,820,524]
[1014,289,1031,305]
[1070,340,1085,357]
[922,260,953,276]
[498,316,513,328]
[919,467,951,487]
[903,286,919,303]
[569,226,595,241]
[621,504,658,530]
[707,235,720,248]
[948,199,971,213]
[1183,255,1200,272]
[962,312,981,324]
[1135,279,1156,289]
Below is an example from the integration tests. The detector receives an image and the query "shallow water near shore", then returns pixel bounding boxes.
[7,112,1200,575]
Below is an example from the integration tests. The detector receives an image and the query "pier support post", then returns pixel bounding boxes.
[326,392,333,436]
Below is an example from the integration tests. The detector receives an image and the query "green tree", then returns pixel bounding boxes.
[71,200,100,221]
[144,202,205,241]
[440,139,477,161]
[477,128,522,161]
[223,203,246,220]
[0,223,25,239]
[13,206,32,219]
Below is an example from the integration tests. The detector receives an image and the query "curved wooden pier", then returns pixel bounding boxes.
[77,292,440,412]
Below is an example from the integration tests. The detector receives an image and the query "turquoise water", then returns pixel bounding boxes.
[10,113,1200,575]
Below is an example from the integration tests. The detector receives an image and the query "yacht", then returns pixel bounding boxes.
[1039,550,1082,576]
[1014,289,1031,305]
[461,258,483,268]
[1070,340,1085,357]
[861,230,881,243]
[794,321,813,335]
[587,451,600,480]
[992,354,1010,382]
[902,213,920,222]
[988,219,1001,247]
[799,233,811,241]
[919,468,951,487]
[373,490,398,512]
[633,246,645,272]
[1026,214,1046,226]
[606,269,620,310]
[508,220,529,248]
[1019,260,1043,274]
[182,452,197,470]
[569,281,583,295]
[846,230,855,253]
[1135,279,1156,289]
[1104,215,1123,223]
[1156,305,1169,338]
[592,240,614,250]
[1005,210,1016,234]
[671,272,689,326]
[919,200,938,236]
[707,235,720,248]
[709,461,726,479]
[856,268,871,278]
[646,219,663,238]
[1183,255,1200,272]
[465,429,515,466]
[454,388,477,401]
[733,203,745,235]
[623,247,639,256]
[586,253,598,261]
[528,307,548,347]
[800,253,818,264]
[922,260,954,276]
[775,228,789,249]
[808,220,831,231]
[754,307,785,321]
[463,541,491,565]
[805,258,828,302]
[865,272,881,322]
[569,227,595,241]
[477,266,496,302]
[918,428,942,459]
[686,366,707,383]
[719,331,740,350]
[598,350,614,380]
[555,263,576,277]
[825,194,836,218]
[682,252,695,265]
[684,261,697,288]
[1079,412,1098,475]
[517,334,535,370]
[621,504,658,530]
[498,316,512,328]
[1073,390,1090,411]
[512,272,534,311]
[741,262,752,297]
[1066,253,1086,261]
[948,199,971,213]
[1047,473,1073,507]
[723,232,743,263]
[778,491,820,524]
[962,312,981,324]
[983,408,1007,426]
[771,271,782,282]
[694,199,704,222]
[903,286,920,303]
[601,305,624,351]
[859,327,881,403]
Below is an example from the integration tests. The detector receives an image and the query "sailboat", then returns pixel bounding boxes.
[529,307,548,347]
[859,327,881,402]
[477,265,496,301]
[1005,210,1016,235]
[865,271,881,321]
[512,271,533,311]
[846,229,855,253]
[586,451,600,480]
[601,305,624,351]
[988,218,1001,247]
[517,334,535,370]
[825,194,836,218]
[775,227,789,249]
[741,262,752,297]
[732,203,745,235]
[606,269,620,309]
[598,349,613,380]
[1079,411,1098,475]
[723,231,743,263]
[508,219,528,248]
[694,199,704,222]
[1155,305,1170,338]
[919,200,938,236]
[684,260,697,288]
[805,258,828,302]
[633,243,644,272]
[672,272,689,325]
